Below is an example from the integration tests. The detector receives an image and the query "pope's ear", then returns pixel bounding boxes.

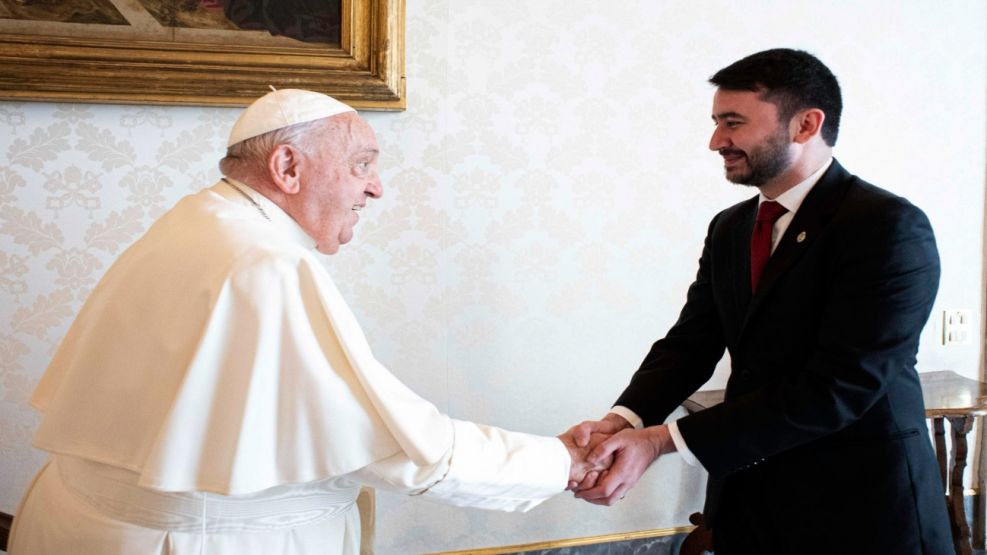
[268,144,303,194]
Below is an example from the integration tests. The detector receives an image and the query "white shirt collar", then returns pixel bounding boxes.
[759,157,833,215]
[216,177,317,250]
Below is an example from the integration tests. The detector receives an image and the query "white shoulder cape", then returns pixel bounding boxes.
[31,182,453,495]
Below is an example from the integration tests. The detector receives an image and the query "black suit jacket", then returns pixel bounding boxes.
[616,160,952,554]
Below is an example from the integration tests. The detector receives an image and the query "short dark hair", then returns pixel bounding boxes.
[709,48,842,146]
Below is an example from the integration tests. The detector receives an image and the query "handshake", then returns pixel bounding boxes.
[558,413,677,506]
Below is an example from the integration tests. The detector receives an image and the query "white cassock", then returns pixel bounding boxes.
[9,180,569,555]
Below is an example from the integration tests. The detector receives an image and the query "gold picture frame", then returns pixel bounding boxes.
[0,0,405,110]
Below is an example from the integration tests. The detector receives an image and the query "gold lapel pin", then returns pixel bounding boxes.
[797,231,807,243]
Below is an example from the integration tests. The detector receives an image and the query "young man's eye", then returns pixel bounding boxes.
[713,120,741,129]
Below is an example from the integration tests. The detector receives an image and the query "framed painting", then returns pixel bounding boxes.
[0,0,405,110]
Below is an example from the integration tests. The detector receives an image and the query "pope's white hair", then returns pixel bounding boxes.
[219,117,331,177]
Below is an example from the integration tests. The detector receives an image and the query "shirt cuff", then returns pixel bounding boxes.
[609,406,643,429]
[668,419,703,468]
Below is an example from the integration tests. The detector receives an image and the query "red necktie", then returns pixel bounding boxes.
[750,200,788,293]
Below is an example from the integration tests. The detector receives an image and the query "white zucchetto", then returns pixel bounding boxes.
[227,88,356,147]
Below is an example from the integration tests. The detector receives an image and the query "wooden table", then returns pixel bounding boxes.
[682,370,987,555]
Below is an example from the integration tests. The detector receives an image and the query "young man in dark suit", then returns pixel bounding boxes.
[568,48,953,554]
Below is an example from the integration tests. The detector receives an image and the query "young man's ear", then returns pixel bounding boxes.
[791,108,825,144]
[268,144,303,194]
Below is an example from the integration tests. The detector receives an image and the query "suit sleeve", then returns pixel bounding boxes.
[615,215,728,426]
[678,199,940,477]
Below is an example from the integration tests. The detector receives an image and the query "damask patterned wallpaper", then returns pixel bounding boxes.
[1,1,984,553]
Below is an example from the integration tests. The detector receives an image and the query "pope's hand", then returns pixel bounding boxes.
[565,413,633,448]
[561,413,632,490]
[558,432,614,486]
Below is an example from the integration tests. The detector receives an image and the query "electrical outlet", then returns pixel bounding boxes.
[942,309,972,346]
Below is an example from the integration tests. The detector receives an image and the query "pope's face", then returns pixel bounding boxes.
[293,113,383,254]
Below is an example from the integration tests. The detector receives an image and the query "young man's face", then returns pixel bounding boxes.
[708,88,794,188]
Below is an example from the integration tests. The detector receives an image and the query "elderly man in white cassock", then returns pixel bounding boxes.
[9,90,605,555]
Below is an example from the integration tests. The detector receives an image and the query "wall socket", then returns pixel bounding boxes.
[941,309,972,346]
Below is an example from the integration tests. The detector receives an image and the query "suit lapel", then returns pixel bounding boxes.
[732,197,758,315]
[742,160,853,328]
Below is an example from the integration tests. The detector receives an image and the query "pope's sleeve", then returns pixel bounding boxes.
[296,255,570,510]
[350,420,570,512]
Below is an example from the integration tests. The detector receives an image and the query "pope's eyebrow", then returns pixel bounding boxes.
[350,148,379,162]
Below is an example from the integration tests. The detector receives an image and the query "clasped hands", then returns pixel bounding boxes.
[559,413,676,506]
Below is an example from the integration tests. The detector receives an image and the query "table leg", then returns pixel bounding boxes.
[947,415,975,555]
[934,416,947,490]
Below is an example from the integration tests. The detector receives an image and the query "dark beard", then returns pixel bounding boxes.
[721,127,792,187]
